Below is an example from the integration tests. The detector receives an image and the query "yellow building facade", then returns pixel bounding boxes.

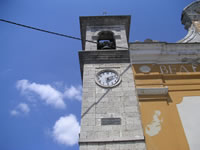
[130,2,200,149]
[131,63,200,150]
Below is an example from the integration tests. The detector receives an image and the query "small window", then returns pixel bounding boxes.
[97,31,116,50]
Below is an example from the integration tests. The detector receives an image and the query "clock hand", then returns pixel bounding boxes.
[106,77,110,82]
[108,75,114,80]
[106,75,115,82]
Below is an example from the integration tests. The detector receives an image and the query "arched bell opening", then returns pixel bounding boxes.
[97,31,116,50]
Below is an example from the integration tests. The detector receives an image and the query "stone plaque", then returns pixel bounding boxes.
[101,118,121,125]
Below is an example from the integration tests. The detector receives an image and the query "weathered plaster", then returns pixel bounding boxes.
[145,110,163,137]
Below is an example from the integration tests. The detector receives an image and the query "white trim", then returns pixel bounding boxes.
[137,87,168,95]
[130,49,200,64]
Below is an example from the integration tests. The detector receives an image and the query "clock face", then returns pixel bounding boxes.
[96,70,121,88]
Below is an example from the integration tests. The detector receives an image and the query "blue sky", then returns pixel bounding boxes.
[0,0,195,150]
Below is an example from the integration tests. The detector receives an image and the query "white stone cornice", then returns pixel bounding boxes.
[129,43,200,64]
[137,87,168,96]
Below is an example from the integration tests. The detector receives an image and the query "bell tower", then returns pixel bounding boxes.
[79,16,146,150]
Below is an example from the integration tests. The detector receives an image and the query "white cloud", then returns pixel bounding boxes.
[16,80,66,109]
[16,79,82,110]
[53,81,64,89]
[64,86,82,101]
[10,110,19,116]
[10,103,30,116]
[52,114,80,146]
[18,103,30,113]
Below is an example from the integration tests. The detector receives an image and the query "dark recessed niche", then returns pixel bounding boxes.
[97,31,116,50]
[101,118,121,125]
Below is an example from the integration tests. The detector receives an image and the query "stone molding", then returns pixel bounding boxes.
[129,43,200,64]
[79,136,145,144]
[79,50,129,78]
[137,87,168,96]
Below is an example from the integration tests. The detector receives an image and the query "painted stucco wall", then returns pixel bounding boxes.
[132,64,200,150]
[177,96,200,150]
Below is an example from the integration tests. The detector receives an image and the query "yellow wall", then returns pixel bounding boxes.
[132,64,200,150]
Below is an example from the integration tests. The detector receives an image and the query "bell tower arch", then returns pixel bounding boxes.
[80,16,129,51]
[97,31,116,50]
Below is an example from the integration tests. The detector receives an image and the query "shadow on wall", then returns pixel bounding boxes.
[81,64,132,118]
